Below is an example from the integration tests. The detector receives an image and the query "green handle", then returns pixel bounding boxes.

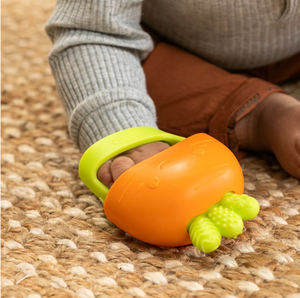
[78,126,185,203]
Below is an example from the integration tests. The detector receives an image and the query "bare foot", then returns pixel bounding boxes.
[235,92,300,179]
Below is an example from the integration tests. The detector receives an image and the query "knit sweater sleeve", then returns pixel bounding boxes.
[45,0,158,152]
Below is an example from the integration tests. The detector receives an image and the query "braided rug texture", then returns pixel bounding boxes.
[2,1,300,297]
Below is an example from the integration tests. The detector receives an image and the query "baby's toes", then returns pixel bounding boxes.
[295,138,300,166]
[295,137,300,156]
[292,137,300,177]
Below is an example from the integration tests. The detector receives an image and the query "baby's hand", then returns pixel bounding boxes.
[97,141,170,188]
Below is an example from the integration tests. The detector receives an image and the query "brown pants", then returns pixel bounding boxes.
[142,27,300,159]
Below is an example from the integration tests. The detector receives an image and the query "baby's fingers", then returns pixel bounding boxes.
[111,156,135,182]
[97,160,114,188]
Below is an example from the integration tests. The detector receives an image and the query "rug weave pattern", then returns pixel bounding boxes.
[2,1,300,297]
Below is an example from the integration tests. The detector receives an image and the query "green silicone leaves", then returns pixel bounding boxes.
[219,192,260,221]
[187,192,260,253]
[206,205,244,238]
[187,215,222,253]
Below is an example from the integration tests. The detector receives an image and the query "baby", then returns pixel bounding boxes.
[45,0,300,187]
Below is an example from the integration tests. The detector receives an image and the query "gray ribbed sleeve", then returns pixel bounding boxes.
[46,0,300,152]
[142,0,300,70]
[45,0,157,152]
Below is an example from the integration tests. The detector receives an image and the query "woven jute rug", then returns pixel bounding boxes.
[2,1,300,297]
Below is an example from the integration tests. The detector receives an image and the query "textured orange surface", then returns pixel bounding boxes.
[105,134,244,246]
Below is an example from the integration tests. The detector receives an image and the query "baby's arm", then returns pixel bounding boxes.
[45,0,158,153]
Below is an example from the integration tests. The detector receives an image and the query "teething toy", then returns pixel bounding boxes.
[79,126,259,252]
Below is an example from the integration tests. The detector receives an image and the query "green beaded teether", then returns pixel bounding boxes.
[187,192,259,252]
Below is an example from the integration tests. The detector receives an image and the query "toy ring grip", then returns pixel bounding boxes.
[78,126,185,203]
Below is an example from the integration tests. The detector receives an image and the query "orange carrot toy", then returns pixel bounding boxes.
[79,127,259,252]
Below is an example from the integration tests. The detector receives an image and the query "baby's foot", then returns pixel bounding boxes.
[235,92,300,179]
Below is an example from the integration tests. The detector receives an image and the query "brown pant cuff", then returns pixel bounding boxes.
[209,78,285,159]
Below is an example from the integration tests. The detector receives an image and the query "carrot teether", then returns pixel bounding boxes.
[79,126,259,252]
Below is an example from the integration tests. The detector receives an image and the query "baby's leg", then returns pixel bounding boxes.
[142,37,300,178]
[235,92,300,179]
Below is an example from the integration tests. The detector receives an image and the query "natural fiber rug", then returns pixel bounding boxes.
[2,1,300,297]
